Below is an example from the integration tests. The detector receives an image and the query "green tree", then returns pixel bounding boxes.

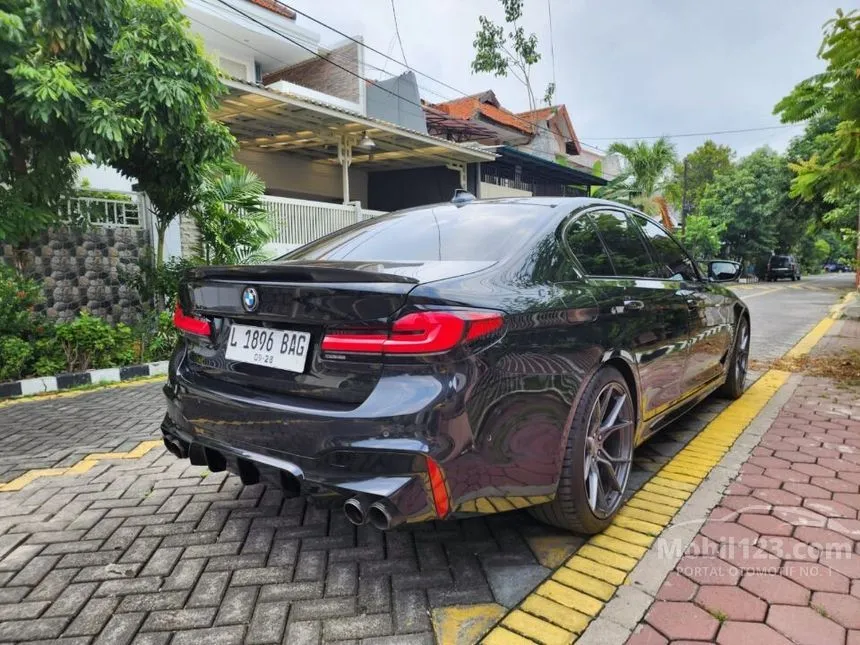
[664,140,734,214]
[471,0,551,111]
[698,147,792,263]
[597,138,678,225]
[190,163,273,265]
[0,0,121,251]
[86,0,234,266]
[0,0,234,267]
[680,214,725,260]
[774,9,859,200]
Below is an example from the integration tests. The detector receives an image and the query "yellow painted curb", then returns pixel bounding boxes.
[0,375,164,410]
[0,439,163,492]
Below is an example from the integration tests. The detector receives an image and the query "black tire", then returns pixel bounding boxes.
[719,316,749,400]
[528,366,635,534]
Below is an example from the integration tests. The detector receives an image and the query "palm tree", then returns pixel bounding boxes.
[189,163,274,265]
[597,137,678,228]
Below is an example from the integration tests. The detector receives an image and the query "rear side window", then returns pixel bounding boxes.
[634,216,699,281]
[283,203,554,262]
[587,211,655,277]
[564,216,614,276]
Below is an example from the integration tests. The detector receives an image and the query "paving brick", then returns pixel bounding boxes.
[767,604,845,645]
[118,589,188,612]
[0,599,50,620]
[170,625,246,645]
[63,596,120,636]
[812,591,860,629]
[645,601,719,641]
[0,617,69,641]
[284,620,321,645]
[392,588,431,633]
[187,570,231,607]
[323,614,393,641]
[782,560,850,593]
[160,557,206,591]
[141,607,217,632]
[716,621,793,645]
[291,597,356,621]
[92,612,145,645]
[215,586,259,625]
[246,600,289,644]
[26,567,79,601]
[695,586,767,621]
[740,573,810,605]
[655,572,698,601]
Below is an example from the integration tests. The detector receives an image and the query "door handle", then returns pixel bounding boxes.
[623,299,645,311]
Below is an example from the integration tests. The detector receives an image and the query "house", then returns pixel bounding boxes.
[80,0,495,258]
[428,92,607,198]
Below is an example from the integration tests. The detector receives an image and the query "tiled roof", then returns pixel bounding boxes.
[432,94,534,135]
[247,0,296,20]
[518,104,581,155]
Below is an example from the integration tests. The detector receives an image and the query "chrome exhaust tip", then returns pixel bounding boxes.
[343,497,366,525]
[367,501,400,531]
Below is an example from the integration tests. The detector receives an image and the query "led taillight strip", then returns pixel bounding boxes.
[173,303,211,337]
[321,310,503,356]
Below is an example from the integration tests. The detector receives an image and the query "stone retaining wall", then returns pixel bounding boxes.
[2,225,149,325]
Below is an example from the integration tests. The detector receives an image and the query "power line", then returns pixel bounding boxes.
[547,0,556,92]
[390,0,409,69]
[586,124,804,141]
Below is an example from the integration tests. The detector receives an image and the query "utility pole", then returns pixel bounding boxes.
[680,157,689,234]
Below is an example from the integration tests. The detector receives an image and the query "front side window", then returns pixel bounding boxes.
[635,216,699,281]
[587,211,655,277]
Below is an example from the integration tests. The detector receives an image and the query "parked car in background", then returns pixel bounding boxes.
[766,254,801,281]
[162,196,749,535]
[824,261,851,273]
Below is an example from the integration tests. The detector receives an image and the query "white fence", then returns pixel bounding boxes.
[64,192,144,229]
[262,196,385,247]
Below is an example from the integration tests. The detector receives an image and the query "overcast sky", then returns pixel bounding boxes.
[283,0,844,158]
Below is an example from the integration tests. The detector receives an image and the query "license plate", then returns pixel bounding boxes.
[225,324,311,373]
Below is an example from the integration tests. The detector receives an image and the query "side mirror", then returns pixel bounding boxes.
[707,260,742,282]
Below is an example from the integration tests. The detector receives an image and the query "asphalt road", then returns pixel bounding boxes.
[733,272,854,362]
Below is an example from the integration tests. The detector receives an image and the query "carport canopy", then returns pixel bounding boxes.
[215,79,496,173]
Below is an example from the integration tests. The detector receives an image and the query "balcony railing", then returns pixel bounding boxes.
[65,193,144,229]
[262,196,385,248]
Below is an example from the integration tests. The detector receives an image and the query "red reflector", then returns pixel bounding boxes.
[320,310,503,356]
[426,457,450,518]
[173,304,211,337]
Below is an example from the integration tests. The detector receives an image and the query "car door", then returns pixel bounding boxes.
[633,215,734,393]
[564,209,690,420]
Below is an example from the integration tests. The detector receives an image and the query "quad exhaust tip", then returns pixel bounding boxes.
[343,497,366,525]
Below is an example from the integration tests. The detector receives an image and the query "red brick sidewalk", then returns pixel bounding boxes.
[628,373,860,645]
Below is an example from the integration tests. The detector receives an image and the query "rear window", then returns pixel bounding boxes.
[770,256,790,267]
[283,203,554,262]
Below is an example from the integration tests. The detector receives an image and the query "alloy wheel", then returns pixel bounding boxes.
[583,382,634,519]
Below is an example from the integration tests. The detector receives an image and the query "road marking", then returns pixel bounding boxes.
[0,439,163,491]
[432,603,507,645]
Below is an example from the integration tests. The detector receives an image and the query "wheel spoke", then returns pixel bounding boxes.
[604,391,626,428]
[599,420,631,443]
[587,467,599,510]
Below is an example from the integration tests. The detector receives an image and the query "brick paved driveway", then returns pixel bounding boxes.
[0,381,730,644]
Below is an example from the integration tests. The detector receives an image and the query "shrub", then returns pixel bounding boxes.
[0,336,33,381]
[54,313,136,372]
[142,310,178,362]
[0,264,41,336]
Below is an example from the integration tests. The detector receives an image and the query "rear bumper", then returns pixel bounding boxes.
[162,365,454,525]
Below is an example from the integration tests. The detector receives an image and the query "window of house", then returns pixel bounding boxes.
[634,216,699,281]
[586,211,655,277]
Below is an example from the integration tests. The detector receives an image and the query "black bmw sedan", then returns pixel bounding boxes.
[162,197,748,534]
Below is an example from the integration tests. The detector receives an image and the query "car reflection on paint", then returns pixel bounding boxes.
[161,196,748,534]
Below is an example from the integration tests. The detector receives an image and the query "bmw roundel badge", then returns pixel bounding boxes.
[241,286,259,313]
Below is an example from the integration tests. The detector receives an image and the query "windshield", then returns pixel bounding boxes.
[282,203,554,263]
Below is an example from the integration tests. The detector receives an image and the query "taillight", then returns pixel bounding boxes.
[173,303,211,337]
[321,310,503,356]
